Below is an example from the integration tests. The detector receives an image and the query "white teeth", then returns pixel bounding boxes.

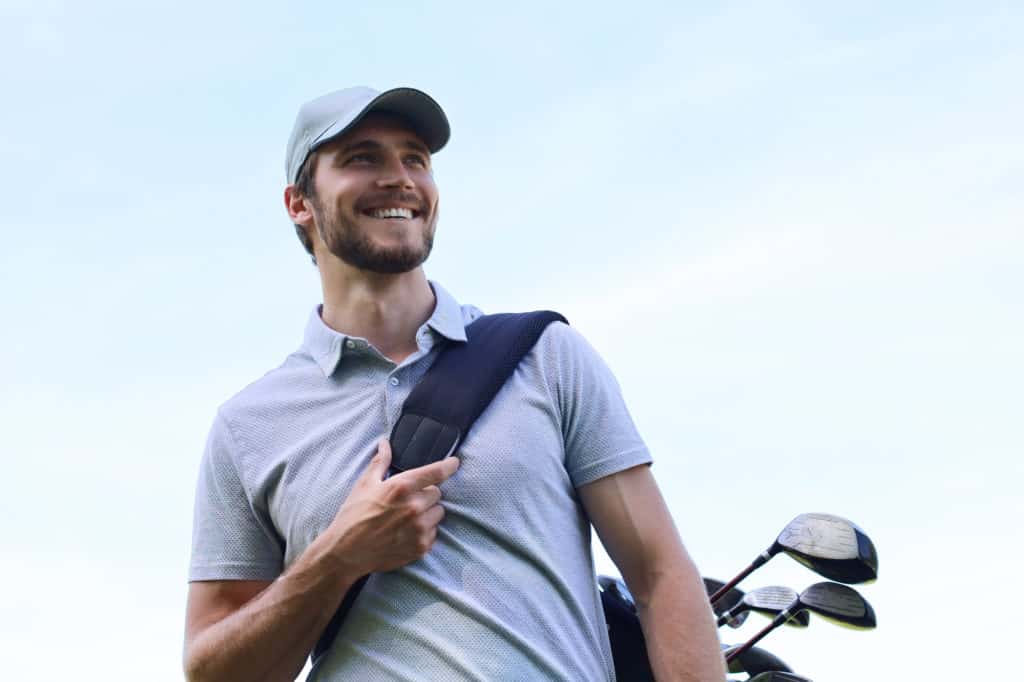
[369,207,414,219]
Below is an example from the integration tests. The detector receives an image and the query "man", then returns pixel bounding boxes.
[184,86,725,681]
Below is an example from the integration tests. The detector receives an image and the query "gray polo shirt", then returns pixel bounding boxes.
[189,282,652,681]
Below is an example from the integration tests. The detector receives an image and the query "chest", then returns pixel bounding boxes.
[251,363,571,569]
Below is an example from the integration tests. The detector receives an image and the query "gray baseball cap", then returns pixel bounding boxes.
[285,86,450,183]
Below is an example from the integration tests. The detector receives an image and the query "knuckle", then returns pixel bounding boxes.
[387,481,410,500]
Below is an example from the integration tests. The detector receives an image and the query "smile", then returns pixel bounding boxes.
[363,207,420,220]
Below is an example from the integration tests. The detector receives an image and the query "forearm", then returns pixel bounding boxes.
[637,568,726,682]
[185,530,357,682]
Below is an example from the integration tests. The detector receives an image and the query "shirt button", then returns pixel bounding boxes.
[345,340,356,349]
[389,377,400,386]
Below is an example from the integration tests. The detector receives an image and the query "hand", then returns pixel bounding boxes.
[326,438,459,576]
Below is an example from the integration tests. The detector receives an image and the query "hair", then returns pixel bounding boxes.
[292,152,318,265]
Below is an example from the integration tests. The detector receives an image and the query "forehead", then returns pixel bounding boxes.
[321,112,430,153]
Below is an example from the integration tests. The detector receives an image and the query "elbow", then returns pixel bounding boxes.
[183,641,214,682]
[183,640,296,682]
[182,653,201,682]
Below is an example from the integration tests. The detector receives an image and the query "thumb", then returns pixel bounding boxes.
[364,438,392,482]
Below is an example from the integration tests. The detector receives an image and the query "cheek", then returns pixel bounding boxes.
[422,179,439,209]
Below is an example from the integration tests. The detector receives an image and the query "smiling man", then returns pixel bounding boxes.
[183,86,725,681]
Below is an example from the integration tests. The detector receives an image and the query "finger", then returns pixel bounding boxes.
[407,485,443,513]
[391,456,460,490]
[420,503,445,529]
[422,485,442,506]
[421,526,438,554]
[361,438,393,482]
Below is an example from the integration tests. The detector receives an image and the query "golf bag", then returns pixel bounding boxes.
[310,310,652,680]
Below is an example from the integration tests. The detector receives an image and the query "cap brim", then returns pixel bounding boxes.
[312,87,450,155]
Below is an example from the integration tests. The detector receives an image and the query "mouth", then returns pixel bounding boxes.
[361,206,422,220]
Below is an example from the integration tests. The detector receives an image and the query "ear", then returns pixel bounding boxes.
[284,184,315,226]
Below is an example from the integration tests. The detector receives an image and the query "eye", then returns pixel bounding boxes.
[405,154,429,168]
[344,153,377,165]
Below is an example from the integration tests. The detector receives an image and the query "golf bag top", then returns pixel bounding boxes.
[311,310,569,664]
[598,576,656,681]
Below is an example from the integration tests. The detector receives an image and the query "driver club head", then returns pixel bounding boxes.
[709,512,878,607]
[746,673,813,682]
[705,577,749,628]
[771,513,878,584]
[720,643,791,675]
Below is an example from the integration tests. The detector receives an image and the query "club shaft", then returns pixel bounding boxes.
[724,620,778,663]
[709,551,771,605]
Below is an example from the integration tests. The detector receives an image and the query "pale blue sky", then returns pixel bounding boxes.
[2,1,1021,680]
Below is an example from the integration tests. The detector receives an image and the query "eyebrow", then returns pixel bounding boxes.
[339,138,431,157]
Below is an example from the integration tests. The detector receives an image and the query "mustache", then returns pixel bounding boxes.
[355,191,429,214]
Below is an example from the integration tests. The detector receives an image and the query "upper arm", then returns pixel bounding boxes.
[578,465,690,607]
[541,324,652,487]
[184,579,272,646]
[190,413,284,582]
[186,415,282,654]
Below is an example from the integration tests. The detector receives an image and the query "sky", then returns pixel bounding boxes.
[2,1,1021,680]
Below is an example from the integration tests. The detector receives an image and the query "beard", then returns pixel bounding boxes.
[312,194,436,274]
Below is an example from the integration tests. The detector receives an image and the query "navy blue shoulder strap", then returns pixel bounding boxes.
[311,310,567,666]
[389,310,567,474]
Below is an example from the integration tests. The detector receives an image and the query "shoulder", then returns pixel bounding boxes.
[216,350,320,432]
[532,318,605,367]
[506,316,619,400]
[201,350,322,481]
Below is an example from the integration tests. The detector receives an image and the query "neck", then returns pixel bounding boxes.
[318,264,435,364]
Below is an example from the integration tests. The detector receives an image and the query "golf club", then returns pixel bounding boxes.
[721,643,791,675]
[710,513,878,605]
[745,672,813,682]
[717,586,811,628]
[705,577,749,628]
[725,582,877,663]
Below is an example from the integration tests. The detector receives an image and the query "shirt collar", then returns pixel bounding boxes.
[302,280,468,376]
[425,281,468,343]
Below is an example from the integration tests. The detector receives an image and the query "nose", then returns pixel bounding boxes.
[375,155,415,190]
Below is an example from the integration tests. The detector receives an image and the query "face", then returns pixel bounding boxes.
[305,114,439,274]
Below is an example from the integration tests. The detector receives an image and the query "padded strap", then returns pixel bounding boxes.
[389,311,567,473]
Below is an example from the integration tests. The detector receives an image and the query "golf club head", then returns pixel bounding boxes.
[705,577,749,628]
[721,643,791,675]
[771,513,878,584]
[797,581,877,629]
[598,575,636,614]
[746,673,813,682]
[740,586,810,628]
[726,581,876,665]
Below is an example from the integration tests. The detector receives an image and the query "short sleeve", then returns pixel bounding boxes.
[543,324,653,488]
[188,412,284,581]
